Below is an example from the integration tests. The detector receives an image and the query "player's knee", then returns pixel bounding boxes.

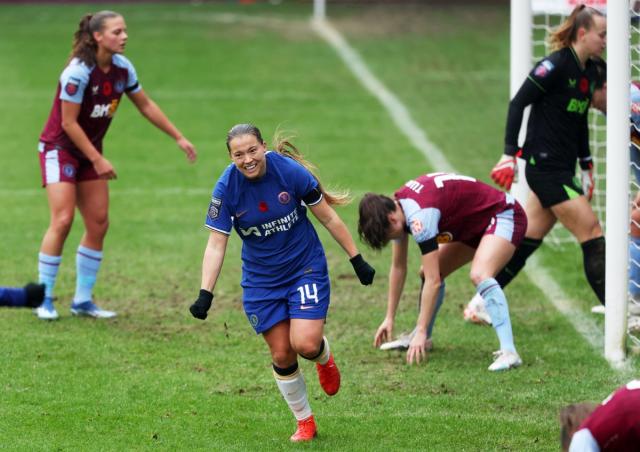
[50,212,75,236]
[294,340,322,360]
[87,216,109,238]
[583,220,603,242]
[469,269,490,286]
[270,350,296,368]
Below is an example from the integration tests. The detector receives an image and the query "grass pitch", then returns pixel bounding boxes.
[0,3,636,450]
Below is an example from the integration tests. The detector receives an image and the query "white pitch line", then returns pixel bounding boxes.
[310,18,454,174]
[311,18,609,360]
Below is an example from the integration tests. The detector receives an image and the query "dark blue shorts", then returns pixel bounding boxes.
[243,272,331,334]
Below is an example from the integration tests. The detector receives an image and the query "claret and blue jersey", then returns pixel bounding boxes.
[205,152,327,291]
[39,54,141,156]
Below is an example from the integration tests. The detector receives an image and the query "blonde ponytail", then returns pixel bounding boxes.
[272,130,351,206]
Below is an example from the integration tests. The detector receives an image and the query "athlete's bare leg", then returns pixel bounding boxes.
[524,191,557,240]
[263,320,298,367]
[551,196,603,243]
[40,182,76,255]
[470,235,517,286]
[76,180,109,250]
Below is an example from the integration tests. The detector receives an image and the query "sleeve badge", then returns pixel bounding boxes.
[208,197,222,220]
[533,60,554,78]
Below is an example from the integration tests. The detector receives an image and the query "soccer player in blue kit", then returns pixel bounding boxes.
[189,124,375,442]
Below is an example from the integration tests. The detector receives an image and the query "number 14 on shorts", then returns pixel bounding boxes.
[297,283,318,309]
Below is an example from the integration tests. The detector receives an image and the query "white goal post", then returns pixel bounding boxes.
[512,0,631,364]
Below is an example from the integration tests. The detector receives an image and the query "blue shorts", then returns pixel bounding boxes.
[243,272,331,334]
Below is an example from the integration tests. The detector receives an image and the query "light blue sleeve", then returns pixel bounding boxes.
[568,429,600,452]
[113,54,142,93]
[59,61,90,103]
[398,198,440,243]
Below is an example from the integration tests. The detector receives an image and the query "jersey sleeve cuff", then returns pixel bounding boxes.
[302,187,323,206]
[504,144,519,156]
[204,224,231,235]
[418,238,438,255]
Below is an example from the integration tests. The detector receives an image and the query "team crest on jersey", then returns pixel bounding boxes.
[62,164,75,178]
[410,218,423,235]
[208,197,222,220]
[436,232,453,244]
[249,314,259,328]
[115,80,125,93]
[278,191,291,204]
[64,78,80,96]
[534,60,554,78]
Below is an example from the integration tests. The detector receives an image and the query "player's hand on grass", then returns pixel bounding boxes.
[374,317,394,348]
[490,154,517,190]
[350,254,375,285]
[190,289,213,320]
[406,329,429,365]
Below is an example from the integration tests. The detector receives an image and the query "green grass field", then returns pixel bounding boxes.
[0,3,637,450]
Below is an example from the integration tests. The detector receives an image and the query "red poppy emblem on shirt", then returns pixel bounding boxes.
[65,82,79,96]
[259,201,268,212]
[103,81,112,96]
[579,77,589,93]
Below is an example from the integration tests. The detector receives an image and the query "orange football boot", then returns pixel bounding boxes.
[290,415,317,442]
[316,353,341,396]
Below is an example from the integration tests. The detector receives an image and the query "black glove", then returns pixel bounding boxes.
[350,254,375,285]
[190,289,214,320]
[24,282,45,308]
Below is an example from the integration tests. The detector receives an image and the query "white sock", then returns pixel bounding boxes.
[311,336,330,366]
[274,367,312,421]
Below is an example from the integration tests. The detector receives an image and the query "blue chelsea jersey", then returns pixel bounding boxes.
[205,152,327,288]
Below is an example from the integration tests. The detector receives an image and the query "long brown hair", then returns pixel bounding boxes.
[559,402,597,451]
[69,11,121,66]
[548,5,604,52]
[357,193,397,250]
[225,123,350,206]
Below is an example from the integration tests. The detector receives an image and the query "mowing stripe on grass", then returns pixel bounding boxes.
[310,18,454,174]
[0,188,212,197]
[311,18,610,362]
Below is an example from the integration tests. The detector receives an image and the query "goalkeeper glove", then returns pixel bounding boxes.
[190,289,213,320]
[580,164,595,201]
[490,153,518,190]
[350,254,375,285]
